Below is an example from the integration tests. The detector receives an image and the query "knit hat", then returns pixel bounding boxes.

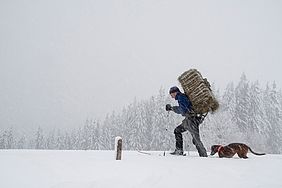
[169,86,180,94]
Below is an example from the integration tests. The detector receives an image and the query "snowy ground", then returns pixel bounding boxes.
[0,150,281,188]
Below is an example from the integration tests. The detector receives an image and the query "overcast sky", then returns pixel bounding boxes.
[1,0,282,130]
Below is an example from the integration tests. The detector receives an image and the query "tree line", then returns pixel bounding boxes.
[1,74,282,154]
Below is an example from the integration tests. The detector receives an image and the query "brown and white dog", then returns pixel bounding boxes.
[210,143,266,159]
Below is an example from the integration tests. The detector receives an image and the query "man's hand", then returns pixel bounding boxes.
[165,104,172,111]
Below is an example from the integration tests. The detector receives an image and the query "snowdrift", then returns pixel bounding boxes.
[0,150,281,188]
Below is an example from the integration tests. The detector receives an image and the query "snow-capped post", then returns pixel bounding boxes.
[115,136,122,160]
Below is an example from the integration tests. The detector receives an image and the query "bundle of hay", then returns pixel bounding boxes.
[178,69,219,114]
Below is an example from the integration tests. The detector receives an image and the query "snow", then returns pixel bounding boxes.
[0,150,281,188]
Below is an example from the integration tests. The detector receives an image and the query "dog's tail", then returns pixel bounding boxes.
[248,146,266,156]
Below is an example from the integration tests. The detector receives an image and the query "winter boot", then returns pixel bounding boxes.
[170,149,184,155]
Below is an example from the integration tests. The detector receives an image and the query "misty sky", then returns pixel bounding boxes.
[1,0,282,130]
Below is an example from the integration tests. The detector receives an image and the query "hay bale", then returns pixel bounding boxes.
[178,69,219,114]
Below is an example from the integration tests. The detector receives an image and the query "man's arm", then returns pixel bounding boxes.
[166,104,184,114]
[178,94,192,113]
[172,106,185,115]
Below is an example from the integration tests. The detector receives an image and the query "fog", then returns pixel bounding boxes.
[0,0,281,130]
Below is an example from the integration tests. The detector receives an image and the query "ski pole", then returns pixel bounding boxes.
[163,111,170,156]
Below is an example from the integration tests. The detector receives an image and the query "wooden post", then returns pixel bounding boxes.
[115,136,122,160]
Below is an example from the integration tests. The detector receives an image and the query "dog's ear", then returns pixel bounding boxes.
[211,145,217,150]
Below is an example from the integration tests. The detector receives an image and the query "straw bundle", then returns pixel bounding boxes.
[178,69,219,114]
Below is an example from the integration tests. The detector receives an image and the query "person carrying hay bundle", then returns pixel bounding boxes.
[166,86,208,157]
[166,69,218,157]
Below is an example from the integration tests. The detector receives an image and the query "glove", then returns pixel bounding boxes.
[165,104,172,111]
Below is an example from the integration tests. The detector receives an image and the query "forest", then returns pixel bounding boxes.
[1,74,282,154]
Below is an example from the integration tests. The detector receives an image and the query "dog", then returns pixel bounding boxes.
[210,143,266,159]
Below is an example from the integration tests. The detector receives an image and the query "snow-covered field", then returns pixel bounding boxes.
[0,150,281,188]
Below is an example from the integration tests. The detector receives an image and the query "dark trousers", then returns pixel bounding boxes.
[174,116,207,157]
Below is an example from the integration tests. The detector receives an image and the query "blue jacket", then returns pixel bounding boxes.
[173,92,193,116]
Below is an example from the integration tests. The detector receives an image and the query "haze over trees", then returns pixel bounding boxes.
[1,74,282,154]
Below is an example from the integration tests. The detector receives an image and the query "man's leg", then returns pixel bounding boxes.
[186,118,208,157]
[172,123,187,154]
[191,133,208,157]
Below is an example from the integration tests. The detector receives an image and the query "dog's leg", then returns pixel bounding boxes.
[238,152,248,159]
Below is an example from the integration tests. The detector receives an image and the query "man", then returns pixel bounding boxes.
[166,86,208,157]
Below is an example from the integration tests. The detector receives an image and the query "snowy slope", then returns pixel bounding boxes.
[0,150,281,188]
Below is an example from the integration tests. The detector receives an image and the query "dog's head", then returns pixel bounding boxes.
[210,145,221,156]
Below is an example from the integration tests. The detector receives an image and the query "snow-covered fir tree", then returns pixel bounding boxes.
[1,74,282,154]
